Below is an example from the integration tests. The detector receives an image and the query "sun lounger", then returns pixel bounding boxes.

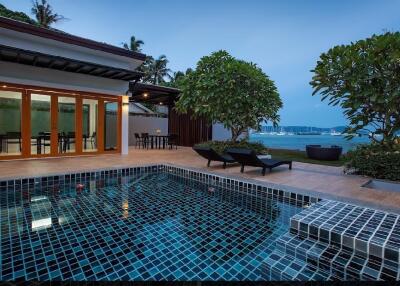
[226,148,292,175]
[193,145,236,168]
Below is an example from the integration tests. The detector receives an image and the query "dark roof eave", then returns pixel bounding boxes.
[0,16,146,61]
[129,82,181,95]
[129,82,181,104]
[0,44,143,81]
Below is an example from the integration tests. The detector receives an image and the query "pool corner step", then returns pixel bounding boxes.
[265,248,333,281]
[275,231,400,280]
[290,200,400,266]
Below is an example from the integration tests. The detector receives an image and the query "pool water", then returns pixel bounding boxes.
[0,172,303,281]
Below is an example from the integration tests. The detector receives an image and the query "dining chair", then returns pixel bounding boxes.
[141,133,149,149]
[5,131,21,153]
[167,134,179,150]
[90,132,97,149]
[134,133,143,149]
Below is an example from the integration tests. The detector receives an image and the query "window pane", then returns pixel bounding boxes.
[0,90,22,156]
[58,97,76,154]
[104,101,118,151]
[83,98,98,152]
[31,94,51,155]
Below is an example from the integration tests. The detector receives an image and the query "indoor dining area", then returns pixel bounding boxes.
[0,85,121,159]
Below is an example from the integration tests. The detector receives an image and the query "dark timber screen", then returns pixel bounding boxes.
[168,107,212,147]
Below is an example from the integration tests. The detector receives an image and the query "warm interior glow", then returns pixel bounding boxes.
[122,200,129,219]
[143,92,148,98]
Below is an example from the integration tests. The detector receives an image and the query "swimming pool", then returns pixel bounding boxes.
[0,165,398,281]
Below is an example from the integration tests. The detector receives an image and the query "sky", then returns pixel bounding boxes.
[2,0,400,127]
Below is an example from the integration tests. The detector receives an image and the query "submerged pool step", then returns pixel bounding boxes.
[265,248,332,281]
[290,200,400,266]
[275,232,400,281]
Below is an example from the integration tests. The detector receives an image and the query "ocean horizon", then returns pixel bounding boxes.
[249,133,371,153]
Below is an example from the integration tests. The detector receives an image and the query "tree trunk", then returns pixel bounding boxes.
[231,128,245,142]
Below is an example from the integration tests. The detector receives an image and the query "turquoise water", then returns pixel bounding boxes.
[249,134,370,152]
[0,172,303,281]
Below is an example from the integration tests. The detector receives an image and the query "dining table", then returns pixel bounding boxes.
[147,135,169,149]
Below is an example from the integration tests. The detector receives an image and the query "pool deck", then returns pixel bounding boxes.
[0,147,398,213]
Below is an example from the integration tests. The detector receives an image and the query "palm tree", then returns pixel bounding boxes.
[170,71,185,83]
[31,0,65,28]
[122,36,144,53]
[141,55,172,85]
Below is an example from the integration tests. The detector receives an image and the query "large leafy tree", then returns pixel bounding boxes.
[175,50,282,141]
[310,32,400,148]
[0,4,37,24]
[122,36,144,53]
[31,0,65,28]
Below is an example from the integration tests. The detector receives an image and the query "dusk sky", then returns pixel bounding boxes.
[2,0,400,127]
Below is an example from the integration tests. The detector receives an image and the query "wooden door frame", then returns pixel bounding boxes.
[0,81,122,160]
[0,85,25,160]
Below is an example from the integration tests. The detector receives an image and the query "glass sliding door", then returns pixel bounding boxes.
[58,96,76,154]
[0,83,124,160]
[0,90,22,157]
[31,94,52,155]
[82,98,98,152]
[104,101,118,151]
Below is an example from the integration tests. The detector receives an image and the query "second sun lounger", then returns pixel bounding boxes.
[226,147,292,175]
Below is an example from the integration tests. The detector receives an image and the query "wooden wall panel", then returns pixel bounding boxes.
[168,107,212,147]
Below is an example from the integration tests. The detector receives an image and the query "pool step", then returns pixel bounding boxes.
[290,200,400,265]
[265,248,333,281]
[274,232,400,281]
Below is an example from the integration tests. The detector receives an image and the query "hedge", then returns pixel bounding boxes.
[195,140,268,155]
[344,144,400,181]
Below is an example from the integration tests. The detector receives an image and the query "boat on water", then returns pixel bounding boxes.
[330,129,342,136]
[276,127,286,136]
[296,131,322,135]
[296,127,321,136]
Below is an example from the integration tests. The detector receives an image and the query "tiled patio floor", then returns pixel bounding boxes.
[0,147,398,213]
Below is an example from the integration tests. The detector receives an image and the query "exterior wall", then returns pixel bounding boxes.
[128,115,168,145]
[0,27,142,70]
[212,123,232,141]
[129,102,154,114]
[121,96,129,154]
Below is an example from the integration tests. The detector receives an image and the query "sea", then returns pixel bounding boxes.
[249,133,371,153]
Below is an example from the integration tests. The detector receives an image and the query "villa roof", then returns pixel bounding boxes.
[129,82,181,105]
[0,16,146,61]
[0,44,143,81]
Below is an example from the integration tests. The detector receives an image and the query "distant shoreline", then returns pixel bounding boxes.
[249,133,370,153]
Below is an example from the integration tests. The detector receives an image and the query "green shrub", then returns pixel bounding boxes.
[344,144,400,181]
[196,140,269,155]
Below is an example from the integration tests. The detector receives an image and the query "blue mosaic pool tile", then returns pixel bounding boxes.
[0,167,312,281]
[1,164,399,281]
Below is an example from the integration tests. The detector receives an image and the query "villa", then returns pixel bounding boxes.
[0,16,218,161]
[0,14,399,283]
